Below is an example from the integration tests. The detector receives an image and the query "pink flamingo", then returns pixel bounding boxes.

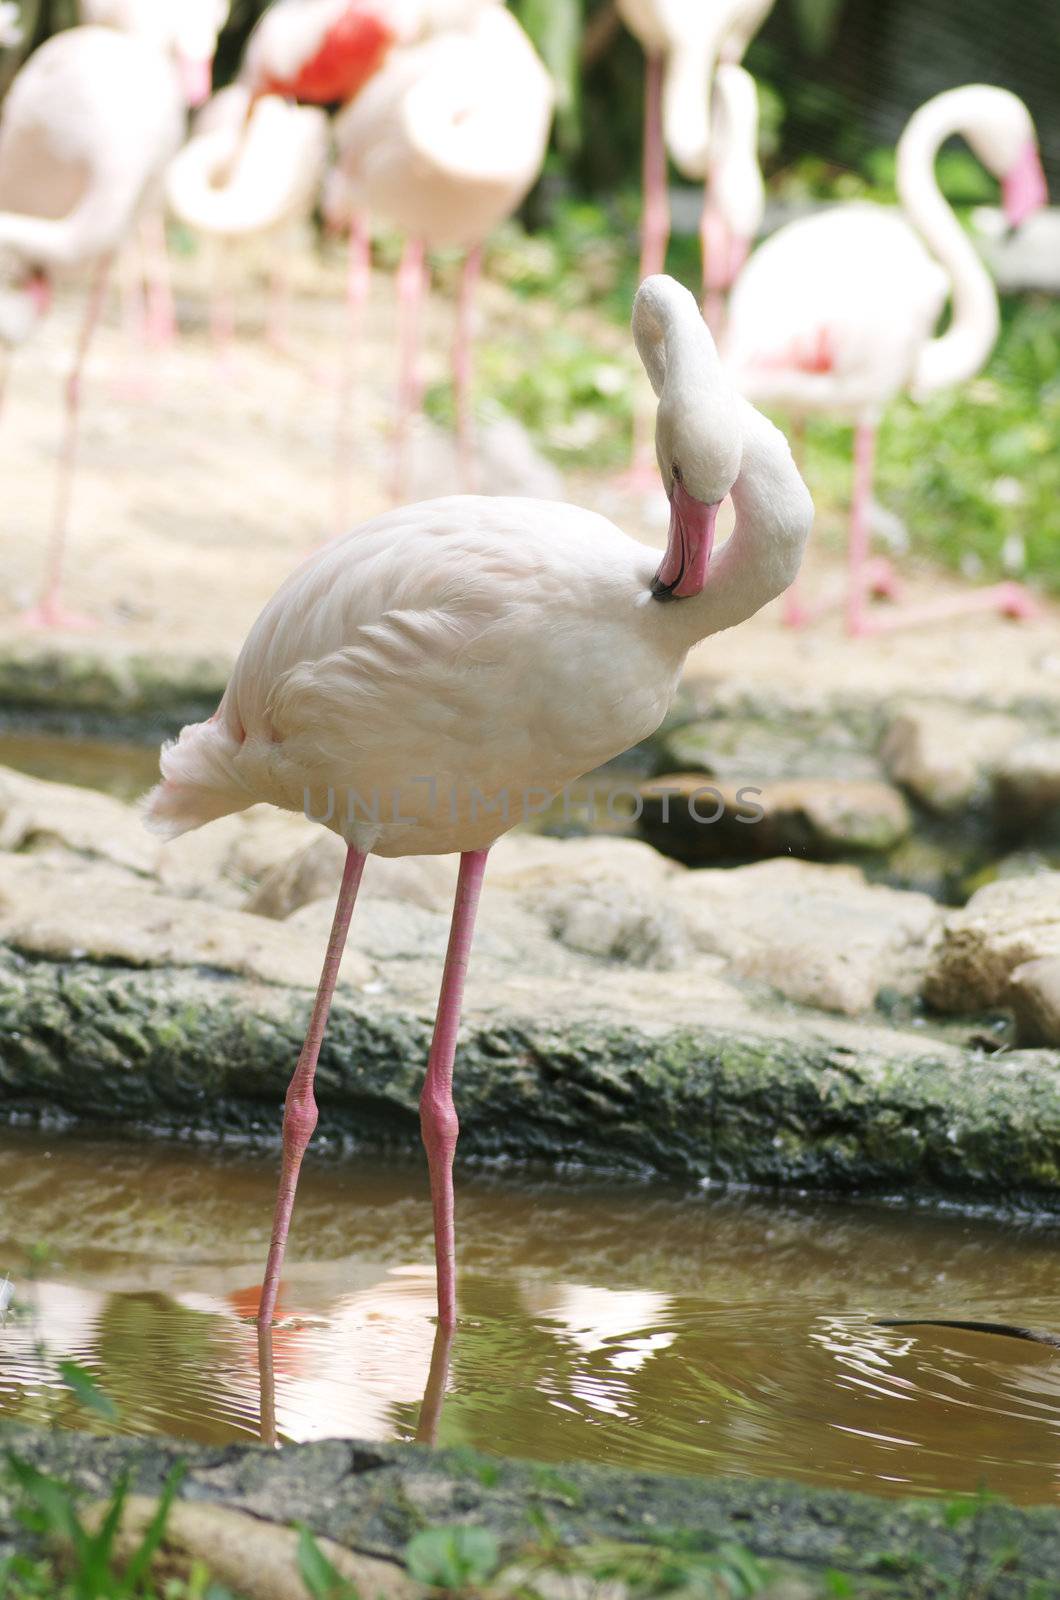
[165,85,329,362]
[324,1,553,499]
[0,26,184,628]
[144,274,813,1341]
[724,85,1048,636]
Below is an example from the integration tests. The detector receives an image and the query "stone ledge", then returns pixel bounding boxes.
[0,950,1057,1206]
[1,1424,1058,1599]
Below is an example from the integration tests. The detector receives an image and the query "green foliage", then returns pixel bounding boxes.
[512,0,583,152]
[58,1360,119,1424]
[295,1526,361,1600]
[405,1525,502,1590]
[1,1454,192,1600]
[518,1533,773,1600]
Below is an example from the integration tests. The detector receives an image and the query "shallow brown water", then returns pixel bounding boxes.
[0,1131,1057,1502]
[0,731,161,802]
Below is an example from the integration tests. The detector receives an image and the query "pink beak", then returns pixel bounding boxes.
[178,55,213,108]
[1002,141,1048,229]
[26,272,52,316]
[652,480,720,601]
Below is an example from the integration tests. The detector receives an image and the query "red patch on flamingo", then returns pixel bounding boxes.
[790,327,835,373]
[263,4,395,104]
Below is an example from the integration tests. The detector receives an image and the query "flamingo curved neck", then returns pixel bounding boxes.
[664,399,812,647]
[898,95,999,395]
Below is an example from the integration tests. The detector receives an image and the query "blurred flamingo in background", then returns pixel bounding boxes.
[80,0,230,106]
[700,62,764,334]
[0,26,184,628]
[324,1,553,502]
[725,84,1048,636]
[80,0,232,345]
[616,0,773,477]
[166,85,328,363]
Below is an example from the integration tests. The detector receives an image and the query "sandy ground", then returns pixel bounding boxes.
[1,249,1057,712]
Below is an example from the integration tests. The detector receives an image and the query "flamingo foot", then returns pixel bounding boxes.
[997,581,1039,621]
[865,556,903,602]
[782,591,812,629]
[19,600,98,632]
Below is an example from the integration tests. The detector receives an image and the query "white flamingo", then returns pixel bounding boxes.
[144,274,813,1339]
[0,26,184,628]
[725,84,1048,635]
[324,2,552,499]
[80,0,230,106]
[166,85,328,360]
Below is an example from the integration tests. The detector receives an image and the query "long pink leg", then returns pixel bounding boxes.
[392,235,427,503]
[422,848,487,1331]
[415,1322,455,1446]
[257,845,368,1332]
[258,1324,278,1447]
[453,243,483,492]
[141,210,177,348]
[266,231,296,356]
[845,420,877,637]
[22,255,113,631]
[700,201,727,335]
[628,54,669,485]
[334,213,371,539]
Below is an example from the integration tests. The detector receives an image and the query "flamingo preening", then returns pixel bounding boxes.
[145,274,813,1350]
[725,85,1048,636]
[324,1,553,501]
[0,26,184,628]
[166,85,329,361]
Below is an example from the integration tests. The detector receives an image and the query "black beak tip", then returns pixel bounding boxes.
[651,575,678,603]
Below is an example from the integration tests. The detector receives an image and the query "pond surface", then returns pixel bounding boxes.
[0,730,161,803]
[0,1130,1057,1503]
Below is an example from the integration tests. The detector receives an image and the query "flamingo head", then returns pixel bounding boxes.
[961,88,1048,230]
[1001,141,1048,229]
[633,276,742,602]
[171,1,230,107]
[0,265,50,347]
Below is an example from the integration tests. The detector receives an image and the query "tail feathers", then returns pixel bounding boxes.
[142,718,252,840]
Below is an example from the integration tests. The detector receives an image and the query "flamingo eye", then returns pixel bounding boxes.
[672,463,682,483]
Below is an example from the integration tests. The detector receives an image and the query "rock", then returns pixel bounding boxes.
[1008,957,1060,1048]
[488,833,681,899]
[6,1426,1059,1600]
[0,764,158,875]
[0,855,373,991]
[0,944,1058,1200]
[542,881,688,969]
[924,874,1060,1013]
[641,774,910,866]
[669,858,940,1015]
[247,832,461,919]
[994,738,1060,830]
[650,712,883,786]
[880,702,1024,814]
